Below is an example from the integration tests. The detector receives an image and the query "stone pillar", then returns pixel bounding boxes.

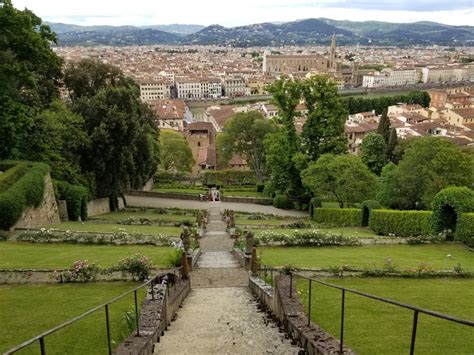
[181,251,190,279]
[58,200,69,221]
[251,247,258,276]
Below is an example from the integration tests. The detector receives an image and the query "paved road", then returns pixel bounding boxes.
[125,195,308,217]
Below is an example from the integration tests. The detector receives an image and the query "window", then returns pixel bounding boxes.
[197,142,201,147]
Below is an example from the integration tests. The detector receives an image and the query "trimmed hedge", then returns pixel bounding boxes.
[0,162,50,229]
[0,162,29,192]
[309,197,322,218]
[201,170,256,186]
[431,187,474,237]
[361,200,382,227]
[313,208,362,227]
[369,210,433,237]
[55,181,89,221]
[273,194,293,209]
[456,213,474,247]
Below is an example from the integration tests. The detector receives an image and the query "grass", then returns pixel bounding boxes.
[90,211,195,223]
[296,278,474,355]
[153,187,205,195]
[0,283,146,354]
[251,227,378,238]
[236,219,302,226]
[260,244,474,271]
[43,222,182,236]
[0,242,174,269]
[153,187,267,198]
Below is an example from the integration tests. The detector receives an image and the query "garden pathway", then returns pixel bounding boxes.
[154,207,301,354]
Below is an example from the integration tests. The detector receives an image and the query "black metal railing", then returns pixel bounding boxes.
[4,268,183,355]
[288,271,474,355]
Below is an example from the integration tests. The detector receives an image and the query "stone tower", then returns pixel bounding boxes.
[329,33,337,70]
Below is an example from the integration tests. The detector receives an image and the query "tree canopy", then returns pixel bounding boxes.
[160,130,194,173]
[360,133,387,175]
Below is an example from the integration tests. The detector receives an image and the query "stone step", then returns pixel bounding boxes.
[191,268,249,288]
[197,252,240,268]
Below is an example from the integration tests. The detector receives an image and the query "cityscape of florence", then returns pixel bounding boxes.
[0,0,473,354]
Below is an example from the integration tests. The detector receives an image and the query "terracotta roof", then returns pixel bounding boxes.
[187,122,215,132]
[345,122,378,133]
[207,107,235,129]
[148,99,185,120]
[452,109,474,119]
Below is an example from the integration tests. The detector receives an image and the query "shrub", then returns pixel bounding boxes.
[0,162,49,229]
[369,210,433,237]
[313,208,361,227]
[309,197,322,218]
[0,162,29,192]
[361,200,382,227]
[53,260,99,283]
[55,181,89,221]
[456,213,474,247]
[255,229,360,247]
[273,194,293,209]
[116,253,153,281]
[256,184,265,193]
[201,170,256,186]
[431,186,474,239]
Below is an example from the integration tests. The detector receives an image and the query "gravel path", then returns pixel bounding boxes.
[154,288,300,355]
[125,195,308,217]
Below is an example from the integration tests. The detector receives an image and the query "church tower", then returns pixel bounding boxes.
[329,33,337,70]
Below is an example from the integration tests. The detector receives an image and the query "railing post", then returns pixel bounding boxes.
[289,272,293,298]
[308,279,312,327]
[39,337,46,355]
[410,310,419,355]
[134,290,140,337]
[340,289,346,354]
[151,280,155,301]
[270,268,273,285]
[105,305,112,355]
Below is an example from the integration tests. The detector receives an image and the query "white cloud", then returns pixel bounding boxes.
[11,0,474,26]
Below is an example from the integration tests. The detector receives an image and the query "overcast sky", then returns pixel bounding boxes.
[11,0,474,27]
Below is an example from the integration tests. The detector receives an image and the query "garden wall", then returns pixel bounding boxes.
[249,275,353,354]
[86,197,125,217]
[13,173,60,230]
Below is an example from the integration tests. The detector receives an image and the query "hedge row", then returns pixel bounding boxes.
[0,162,50,229]
[313,208,362,227]
[55,181,89,221]
[201,170,256,186]
[369,210,433,237]
[456,213,474,247]
[0,162,29,192]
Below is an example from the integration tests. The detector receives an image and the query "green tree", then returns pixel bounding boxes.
[160,130,194,173]
[264,129,292,194]
[301,154,378,208]
[301,75,348,161]
[218,111,276,182]
[0,0,63,158]
[377,109,390,144]
[386,128,398,162]
[378,137,473,210]
[360,133,387,175]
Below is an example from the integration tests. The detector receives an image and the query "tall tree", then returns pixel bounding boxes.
[160,130,194,173]
[377,109,391,144]
[386,128,398,162]
[218,111,276,182]
[360,133,387,175]
[0,0,63,158]
[301,154,378,208]
[301,75,348,161]
[377,137,473,210]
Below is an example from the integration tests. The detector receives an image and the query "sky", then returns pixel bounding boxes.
[11,0,474,27]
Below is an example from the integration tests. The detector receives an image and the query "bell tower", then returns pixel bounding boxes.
[329,33,337,70]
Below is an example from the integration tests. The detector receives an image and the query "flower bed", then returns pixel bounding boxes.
[255,229,361,247]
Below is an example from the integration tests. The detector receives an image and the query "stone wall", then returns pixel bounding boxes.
[141,178,154,192]
[87,197,125,217]
[13,173,60,230]
[249,275,354,355]
[116,277,191,355]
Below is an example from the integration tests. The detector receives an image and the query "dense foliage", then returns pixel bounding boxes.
[55,181,89,221]
[0,162,29,192]
[0,162,49,229]
[456,213,474,247]
[369,210,433,237]
[343,91,430,114]
[313,208,362,227]
[302,154,378,208]
[273,194,294,209]
[360,133,387,175]
[361,200,382,227]
[160,130,194,173]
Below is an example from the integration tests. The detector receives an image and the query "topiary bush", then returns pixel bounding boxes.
[369,210,433,237]
[273,194,293,209]
[431,187,474,240]
[313,208,362,227]
[309,197,322,218]
[456,213,474,247]
[0,162,29,192]
[361,200,382,227]
[0,162,49,229]
[55,181,89,221]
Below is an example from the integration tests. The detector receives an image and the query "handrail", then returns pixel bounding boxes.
[4,268,183,355]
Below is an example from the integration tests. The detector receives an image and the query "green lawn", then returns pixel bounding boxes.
[0,242,173,269]
[0,283,146,354]
[296,278,474,355]
[153,187,205,195]
[222,190,266,198]
[260,244,474,271]
[237,219,302,226]
[91,211,195,223]
[251,227,378,238]
[44,222,182,235]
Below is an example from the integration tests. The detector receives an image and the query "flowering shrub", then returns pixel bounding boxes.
[255,230,361,247]
[18,228,175,246]
[406,233,446,245]
[116,253,153,281]
[53,260,99,283]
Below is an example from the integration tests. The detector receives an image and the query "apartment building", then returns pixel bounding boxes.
[139,79,172,102]
[362,69,419,88]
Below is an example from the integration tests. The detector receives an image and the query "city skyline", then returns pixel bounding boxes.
[11,0,474,27]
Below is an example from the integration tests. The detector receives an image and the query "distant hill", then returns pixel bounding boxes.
[46,18,474,47]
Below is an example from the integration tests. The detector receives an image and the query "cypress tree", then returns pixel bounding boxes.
[387,128,398,162]
[377,109,391,144]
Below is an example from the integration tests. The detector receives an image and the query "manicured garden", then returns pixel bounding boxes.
[0,283,146,354]
[44,221,182,236]
[296,278,474,355]
[0,242,174,269]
